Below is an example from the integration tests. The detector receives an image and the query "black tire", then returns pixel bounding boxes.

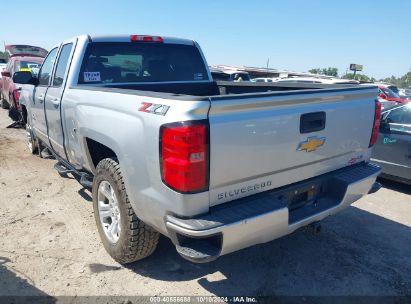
[92,158,159,264]
[8,96,22,122]
[21,106,28,125]
[1,95,9,109]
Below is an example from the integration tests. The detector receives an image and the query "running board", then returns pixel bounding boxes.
[53,161,93,189]
[54,163,74,175]
[79,174,93,189]
[41,142,94,189]
[41,148,55,159]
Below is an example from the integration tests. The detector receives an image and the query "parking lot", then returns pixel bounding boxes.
[0,108,410,297]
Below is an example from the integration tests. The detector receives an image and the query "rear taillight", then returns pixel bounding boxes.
[160,121,209,193]
[130,35,164,43]
[369,101,382,147]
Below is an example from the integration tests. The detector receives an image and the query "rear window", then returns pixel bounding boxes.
[381,87,400,99]
[79,42,209,84]
[387,85,399,94]
[16,61,42,76]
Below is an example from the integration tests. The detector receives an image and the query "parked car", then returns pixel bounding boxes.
[386,84,400,95]
[371,102,411,185]
[399,88,411,99]
[273,77,359,85]
[0,58,7,71]
[0,59,7,103]
[252,77,274,82]
[15,34,381,264]
[378,86,408,108]
[1,45,46,110]
[210,68,251,81]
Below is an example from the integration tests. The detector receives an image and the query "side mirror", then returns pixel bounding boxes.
[12,71,38,85]
[1,71,11,78]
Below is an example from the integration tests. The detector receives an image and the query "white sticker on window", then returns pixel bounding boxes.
[194,73,203,80]
[84,72,101,82]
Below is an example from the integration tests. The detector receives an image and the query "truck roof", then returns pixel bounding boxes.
[89,34,195,45]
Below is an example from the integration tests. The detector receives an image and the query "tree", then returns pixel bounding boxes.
[308,68,321,74]
[380,71,411,88]
[0,51,7,60]
[341,73,373,82]
[308,67,338,77]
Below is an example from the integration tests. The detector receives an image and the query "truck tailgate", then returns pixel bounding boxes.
[208,87,378,206]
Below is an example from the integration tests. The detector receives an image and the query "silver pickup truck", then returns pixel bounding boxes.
[15,34,382,264]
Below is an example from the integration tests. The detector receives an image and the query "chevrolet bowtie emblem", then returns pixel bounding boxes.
[297,136,326,152]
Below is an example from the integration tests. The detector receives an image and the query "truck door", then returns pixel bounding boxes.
[31,48,58,143]
[44,40,76,159]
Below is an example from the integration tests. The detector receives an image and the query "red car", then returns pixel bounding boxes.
[1,45,47,110]
[378,85,408,106]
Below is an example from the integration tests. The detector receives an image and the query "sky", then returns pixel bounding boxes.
[1,0,410,79]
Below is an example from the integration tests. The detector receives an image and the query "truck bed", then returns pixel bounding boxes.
[74,80,361,99]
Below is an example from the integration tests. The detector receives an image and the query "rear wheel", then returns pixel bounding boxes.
[1,93,9,109]
[92,158,159,264]
[8,96,22,122]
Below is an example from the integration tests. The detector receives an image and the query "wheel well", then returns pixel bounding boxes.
[21,105,28,124]
[86,138,117,168]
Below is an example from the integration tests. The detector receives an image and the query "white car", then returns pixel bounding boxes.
[273,77,359,85]
[210,68,251,81]
[251,77,281,83]
[399,88,411,99]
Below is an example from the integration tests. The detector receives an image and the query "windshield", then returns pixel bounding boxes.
[380,87,400,99]
[79,42,209,84]
[387,85,399,94]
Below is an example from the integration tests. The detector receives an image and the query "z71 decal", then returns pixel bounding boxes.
[138,102,170,116]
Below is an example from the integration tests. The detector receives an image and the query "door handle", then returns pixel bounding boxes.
[37,94,44,103]
[51,98,60,106]
[300,112,326,134]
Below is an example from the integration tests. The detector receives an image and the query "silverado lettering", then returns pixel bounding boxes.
[217,181,273,200]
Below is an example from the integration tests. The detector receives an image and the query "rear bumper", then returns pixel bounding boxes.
[165,163,381,263]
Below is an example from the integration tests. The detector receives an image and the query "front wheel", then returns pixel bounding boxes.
[92,158,159,264]
[26,120,39,154]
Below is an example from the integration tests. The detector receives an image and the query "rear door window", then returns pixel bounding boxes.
[79,42,209,84]
[52,43,73,87]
